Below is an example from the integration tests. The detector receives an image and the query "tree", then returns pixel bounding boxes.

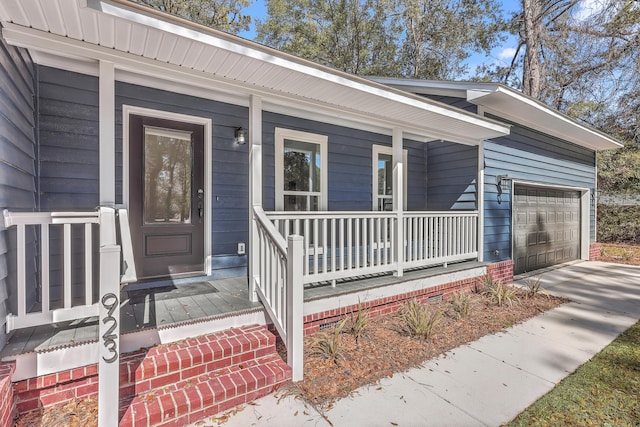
[128,0,252,34]
[399,0,506,79]
[496,0,639,114]
[256,0,400,76]
[257,0,505,79]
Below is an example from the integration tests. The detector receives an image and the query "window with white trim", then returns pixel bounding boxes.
[275,128,328,211]
[372,145,407,211]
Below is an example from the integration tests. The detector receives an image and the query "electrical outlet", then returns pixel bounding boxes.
[237,242,246,255]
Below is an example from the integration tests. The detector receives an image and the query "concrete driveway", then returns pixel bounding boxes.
[192,261,640,427]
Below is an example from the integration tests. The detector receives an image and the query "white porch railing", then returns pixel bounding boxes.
[252,206,303,381]
[266,211,478,284]
[2,208,131,332]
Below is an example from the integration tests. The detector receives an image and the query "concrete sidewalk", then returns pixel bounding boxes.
[193,261,640,427]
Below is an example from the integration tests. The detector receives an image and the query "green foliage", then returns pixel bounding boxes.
[256,0,400,76]
[129,0,252,34]
[309,317,348,363]
[449,291,474,320]
[348,303,369,344]
[256,0,505,79]
[509,321,640,426]
[522,277,548,299]
[597,205,640,245]
[597,146,640,195]
[398,298,443,339]
[484,279,519,307]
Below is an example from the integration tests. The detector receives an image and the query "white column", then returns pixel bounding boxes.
[393,128,404,277]
[286,235,304,381]
[99,61,115,206]
[248,95,263,302]
[477,142,485,262]
[98,207,121,427]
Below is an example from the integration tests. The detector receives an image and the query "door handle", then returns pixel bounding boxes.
[198,202,203,218]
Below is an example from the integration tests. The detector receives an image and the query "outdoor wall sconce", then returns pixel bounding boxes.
[496,174,510,204]
[234,127,248,145]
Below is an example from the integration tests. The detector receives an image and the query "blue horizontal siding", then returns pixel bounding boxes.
[115,82,250,264]
[262,112,428,211]
[427,141,477,210]
[483,123,596,263]
[0,36,37,347]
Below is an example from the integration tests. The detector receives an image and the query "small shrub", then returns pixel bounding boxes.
[310,317,348,364]
[478,273,496,293]
[398,298,443,339]
[523,276,548,299]
[348,302,369,344]
[484,279,520,307]
[450,291,474,319]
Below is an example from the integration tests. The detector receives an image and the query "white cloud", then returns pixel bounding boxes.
[573,0,607,22]
[498,47,517,61]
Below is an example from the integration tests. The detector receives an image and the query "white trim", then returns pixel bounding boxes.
[248,95,262,302]
[510,181,591,267]
[372,144,407,211]
[274,128,328,211]
[99,60,115,205]
[122,105,213,275]
[2,23,509,145]
[477,143,485,262]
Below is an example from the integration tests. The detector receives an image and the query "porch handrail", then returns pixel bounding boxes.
[2,209,126,332]
[265,210,478,285]
[253,206,303,381]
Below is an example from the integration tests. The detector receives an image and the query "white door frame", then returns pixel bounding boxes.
[122,105,213,275]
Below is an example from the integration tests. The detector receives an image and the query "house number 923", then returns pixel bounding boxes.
[101,293,119,363]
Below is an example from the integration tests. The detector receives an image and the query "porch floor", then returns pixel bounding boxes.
[1,267,262,358]
[1,261,483,358]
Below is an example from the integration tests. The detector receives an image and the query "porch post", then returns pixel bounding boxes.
[98,207,121,427]
[477,142,485,262]
[248,95,263,302]
[99,61,115,206]
[393,128,404,277]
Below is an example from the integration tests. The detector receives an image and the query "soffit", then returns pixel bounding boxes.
[0,0,509,145]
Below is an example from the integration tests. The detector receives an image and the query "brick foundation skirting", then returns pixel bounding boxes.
[589,242,601,261]
[486,260,514,285]
[303,276,481,335]
[0,363,15,427]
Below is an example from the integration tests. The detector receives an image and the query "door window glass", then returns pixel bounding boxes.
[144,126,193,224]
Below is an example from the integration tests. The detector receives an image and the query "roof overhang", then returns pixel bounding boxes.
[373,78,623,151]
[0,0,510,145]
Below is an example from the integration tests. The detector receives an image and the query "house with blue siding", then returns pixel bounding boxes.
[0,1,621,425]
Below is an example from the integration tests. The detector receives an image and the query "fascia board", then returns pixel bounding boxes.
[88,0,509,137]
[469,87,622,150]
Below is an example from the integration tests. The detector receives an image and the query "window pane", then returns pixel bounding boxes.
[378,153,392,196]
[144,127,192,224]
[284,194,319,211]
[283,139,321,194]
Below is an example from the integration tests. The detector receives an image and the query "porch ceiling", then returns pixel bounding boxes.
[0,0,510,145]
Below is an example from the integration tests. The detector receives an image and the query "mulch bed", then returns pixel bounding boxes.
[15,289,566,426]
[290,291,567,410]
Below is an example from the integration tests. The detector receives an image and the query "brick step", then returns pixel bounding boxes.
[119,353,291,426]
[119,324,276,397]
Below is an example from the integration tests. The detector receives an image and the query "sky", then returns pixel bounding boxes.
[236,0,603,79]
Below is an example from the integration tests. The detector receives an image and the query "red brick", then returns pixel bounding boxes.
[150,372,181,390]
[75,382,98,398]
[57,370,72,383]
[145,400,163,426]
[16,398,40,414]
[188,405,220,425]
[40,389,74,407]
[196,382,215,406]
[185,386,203,410]
[158,393,177,420]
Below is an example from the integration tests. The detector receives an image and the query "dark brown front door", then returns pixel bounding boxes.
[129,115,205,279]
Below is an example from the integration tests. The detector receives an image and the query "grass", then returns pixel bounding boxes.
[509,320,640,426]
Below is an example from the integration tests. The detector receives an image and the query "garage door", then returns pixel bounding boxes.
[513,185,581,274]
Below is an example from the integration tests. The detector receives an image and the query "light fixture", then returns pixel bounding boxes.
[235,127,248,145]
[496,174,510,204]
